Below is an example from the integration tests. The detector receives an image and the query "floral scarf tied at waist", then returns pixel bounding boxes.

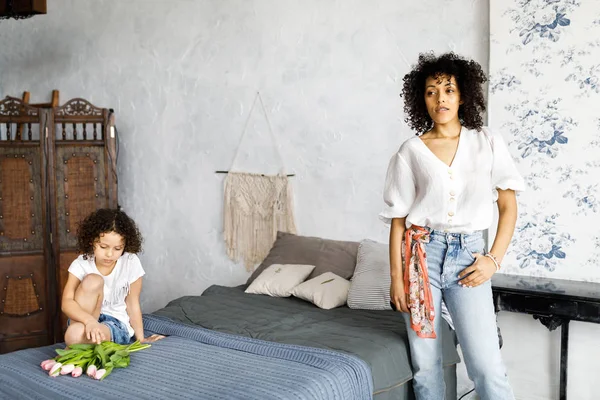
[403,225,436,338]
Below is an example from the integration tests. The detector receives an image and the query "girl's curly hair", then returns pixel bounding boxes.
[77,208,143,259]
[401,52,487,134]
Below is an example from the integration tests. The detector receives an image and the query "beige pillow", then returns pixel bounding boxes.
[292,272,350,309]
[245,264,315,297]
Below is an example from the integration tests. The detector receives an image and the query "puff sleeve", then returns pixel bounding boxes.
[486,128,526,201]
[379,152,416,225]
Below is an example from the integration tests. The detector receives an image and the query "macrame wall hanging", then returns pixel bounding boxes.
[221,92,297,271]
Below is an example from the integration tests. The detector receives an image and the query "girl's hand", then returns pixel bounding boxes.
[458,253,496,287]
[390,277,409,313]
[140,334,165,343]
[85,321,106,344]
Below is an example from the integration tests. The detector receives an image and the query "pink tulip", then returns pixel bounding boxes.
[71,366,83,378]
[86,364,97,377]
[41,359,56,371]
[49,363,62,377]
[94,369,107,380]
[60,364,75,375]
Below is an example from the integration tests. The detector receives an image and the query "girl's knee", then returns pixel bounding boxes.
[80,274,104,292]
[64,323,86,346]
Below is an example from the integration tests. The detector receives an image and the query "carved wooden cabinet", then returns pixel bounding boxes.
[0,97,117,353]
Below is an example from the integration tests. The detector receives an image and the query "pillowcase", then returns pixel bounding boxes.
[292,272,351,310]
[347,239,392,310]
[246,231,359,285]
[245,263,315,297]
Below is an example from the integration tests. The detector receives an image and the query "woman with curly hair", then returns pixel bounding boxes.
[61,208,162,346]
[380,52,524,399]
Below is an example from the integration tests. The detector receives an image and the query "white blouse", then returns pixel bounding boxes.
[379,126,526,233]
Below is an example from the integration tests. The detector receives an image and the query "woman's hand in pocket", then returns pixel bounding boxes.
[458,253,496,287]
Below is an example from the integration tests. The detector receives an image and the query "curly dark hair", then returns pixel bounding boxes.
[77,208,143,259]
[401,52,487,134]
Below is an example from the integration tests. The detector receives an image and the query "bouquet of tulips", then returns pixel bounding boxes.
[40,341,151,380]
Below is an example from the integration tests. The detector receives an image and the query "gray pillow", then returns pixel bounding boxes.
[347,239,392,310]
[246,231,359,285]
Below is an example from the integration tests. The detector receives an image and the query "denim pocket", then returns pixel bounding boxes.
[463,238,485,261]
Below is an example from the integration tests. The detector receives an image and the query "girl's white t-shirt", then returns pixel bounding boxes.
[68,252,145,337]
[380,126,526,233]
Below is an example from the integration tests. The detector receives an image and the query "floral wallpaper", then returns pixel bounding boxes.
[489,0,600,282]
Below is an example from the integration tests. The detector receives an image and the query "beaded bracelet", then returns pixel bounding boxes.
[484,252,501,272]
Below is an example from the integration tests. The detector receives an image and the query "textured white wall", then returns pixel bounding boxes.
[0,1,596,399]
[0,0,491,310]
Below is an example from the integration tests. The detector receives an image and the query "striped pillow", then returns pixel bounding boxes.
[347,239,391,310]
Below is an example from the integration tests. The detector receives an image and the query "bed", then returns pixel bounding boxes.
[0,232,461,399]
[152,284,460,399]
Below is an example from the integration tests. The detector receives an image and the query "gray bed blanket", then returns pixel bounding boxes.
[152,285,460,395]
[0,314,372,400]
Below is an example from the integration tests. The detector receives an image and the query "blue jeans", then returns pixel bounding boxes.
[98,314,132,345]
[67,314,132,345]
[403,229,515,400]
